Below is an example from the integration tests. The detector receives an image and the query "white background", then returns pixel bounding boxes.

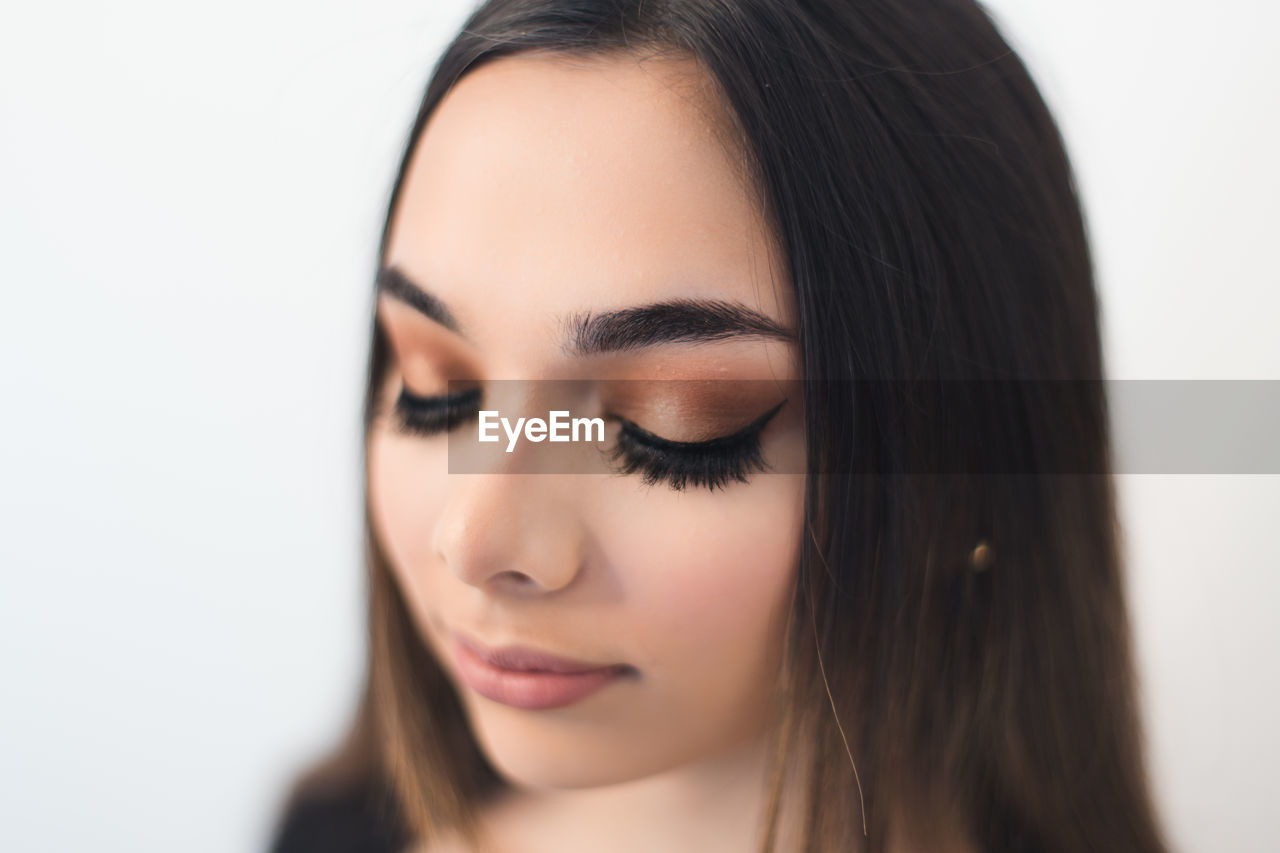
[1,1,1276,851]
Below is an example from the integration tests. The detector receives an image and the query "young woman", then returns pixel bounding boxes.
[270,1,1169,851]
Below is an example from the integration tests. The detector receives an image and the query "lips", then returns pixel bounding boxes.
[450,630,635,710]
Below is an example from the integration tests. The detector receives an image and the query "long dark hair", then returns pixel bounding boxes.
[274,1,1169,851]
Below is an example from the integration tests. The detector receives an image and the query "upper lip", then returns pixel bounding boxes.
[452,630,629,675]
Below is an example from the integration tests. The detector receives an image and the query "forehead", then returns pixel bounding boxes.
[383,50,792,352]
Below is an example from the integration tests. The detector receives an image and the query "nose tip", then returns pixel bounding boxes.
[431,474,585,595]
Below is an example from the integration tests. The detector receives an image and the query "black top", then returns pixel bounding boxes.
[268,776,410,853]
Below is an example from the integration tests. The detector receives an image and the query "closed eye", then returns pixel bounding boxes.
[608,399,785,491]
[393,386,482,436]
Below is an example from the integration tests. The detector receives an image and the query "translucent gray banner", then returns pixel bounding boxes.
[406,380,1280,475]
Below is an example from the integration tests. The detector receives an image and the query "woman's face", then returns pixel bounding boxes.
[367,51,805,789]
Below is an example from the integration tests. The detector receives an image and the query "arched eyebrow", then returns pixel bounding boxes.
[376,265,795,354]
[377,266,461,334]
[562,299,794,355]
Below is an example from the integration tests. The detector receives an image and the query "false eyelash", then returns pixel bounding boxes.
[393,386,482,437]
[607,401,784,492]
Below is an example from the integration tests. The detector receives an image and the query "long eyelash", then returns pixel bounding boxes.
[608,401,784,492]
[392,386,482,437]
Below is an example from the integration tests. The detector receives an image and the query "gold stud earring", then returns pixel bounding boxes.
[969,539,993,572]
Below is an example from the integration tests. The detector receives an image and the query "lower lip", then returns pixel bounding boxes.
[451,640,632,711]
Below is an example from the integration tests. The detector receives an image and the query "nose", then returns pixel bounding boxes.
[431,472,586,595]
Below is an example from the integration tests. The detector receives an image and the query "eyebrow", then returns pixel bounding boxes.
[376,265,794,355]
[377,266,461,334]
[563,300,793,355]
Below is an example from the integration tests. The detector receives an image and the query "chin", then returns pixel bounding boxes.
[464,703,695,791]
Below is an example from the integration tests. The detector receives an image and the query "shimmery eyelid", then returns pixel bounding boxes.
[617,397,786,449]
[398,385,481,406]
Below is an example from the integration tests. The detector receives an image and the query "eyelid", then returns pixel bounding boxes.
[615,398,787,449]
[390,384,482,436]
[377,300,480,382]
[398,384,481,405]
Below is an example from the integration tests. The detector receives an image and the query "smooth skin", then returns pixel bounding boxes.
[367,50,809,853]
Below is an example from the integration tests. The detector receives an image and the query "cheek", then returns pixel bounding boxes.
[595,473,804,720]
[366,426,449,624]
